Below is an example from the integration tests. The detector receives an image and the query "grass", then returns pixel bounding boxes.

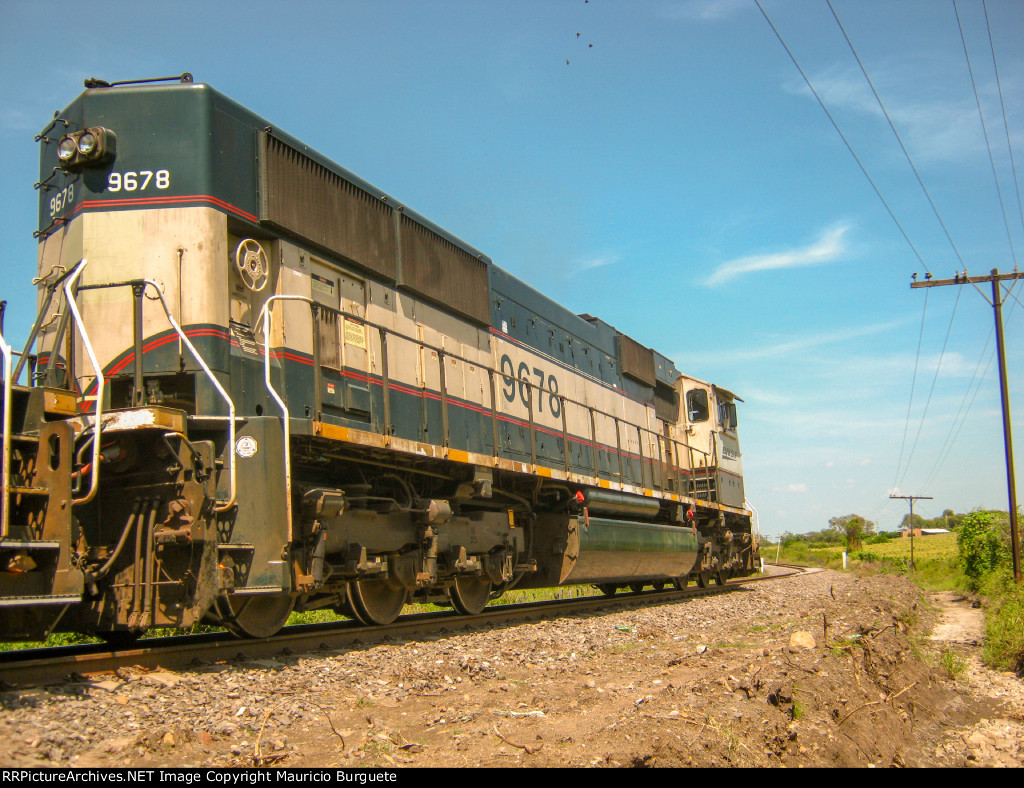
[940,648,967,682]
[764,533,963,592]
[769,516,1024,674]
[0,583,602,651]
[979,570,1024,673]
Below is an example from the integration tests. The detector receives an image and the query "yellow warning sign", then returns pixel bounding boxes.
[344,318,366,349]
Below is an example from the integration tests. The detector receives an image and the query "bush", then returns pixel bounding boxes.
[865,533,891,545]
[957,511,1010,589]
[981,572,1024,673]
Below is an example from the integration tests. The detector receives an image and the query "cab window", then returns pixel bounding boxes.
[686,389,709,423]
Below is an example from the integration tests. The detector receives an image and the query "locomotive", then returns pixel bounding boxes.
[0,74,758,641]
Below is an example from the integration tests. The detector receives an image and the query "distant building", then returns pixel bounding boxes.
[901,528,951,538]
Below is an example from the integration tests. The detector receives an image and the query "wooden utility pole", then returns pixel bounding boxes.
[911,269,1022,584]
[890,494,933,569]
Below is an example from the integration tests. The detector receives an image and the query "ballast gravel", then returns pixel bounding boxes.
[1,569,1022,769]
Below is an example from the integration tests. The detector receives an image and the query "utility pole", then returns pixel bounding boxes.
[890,494,933,569]
[911,269,1022,584]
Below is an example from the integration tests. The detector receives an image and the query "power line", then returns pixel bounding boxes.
[892,291,929,490]
[982,0,1024,244]
[754,0,931,273]
[954,0,1019,268]
[828,0,968,270]
[919,283,1020,493]
[912,269,1023,584]
[896,286,963,490]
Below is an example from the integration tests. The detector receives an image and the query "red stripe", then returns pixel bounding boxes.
[73,194,258,223]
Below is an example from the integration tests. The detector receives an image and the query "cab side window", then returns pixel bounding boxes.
[686,389,709,423]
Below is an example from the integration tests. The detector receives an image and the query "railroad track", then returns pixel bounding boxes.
[0,563,808,689]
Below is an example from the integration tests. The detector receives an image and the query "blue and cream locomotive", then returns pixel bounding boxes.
[0,75,758,640]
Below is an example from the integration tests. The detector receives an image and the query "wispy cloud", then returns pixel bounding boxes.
[784,60,1020,165]
[659,0,749,22]
[703,224,849,287]
[565,253,620,277]
[675,318,907,367]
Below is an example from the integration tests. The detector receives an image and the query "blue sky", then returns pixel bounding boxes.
[2,0,1023,537]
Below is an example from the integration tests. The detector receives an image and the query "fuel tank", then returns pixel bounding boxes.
[518,513,700,588]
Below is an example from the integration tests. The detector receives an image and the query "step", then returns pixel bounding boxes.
[0,540,61,551]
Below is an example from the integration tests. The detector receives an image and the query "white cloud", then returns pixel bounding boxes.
[773,483,808,494]
[784,59,1020,165]
[703,224,849,287]
[660,0,749,22]
[682,318,906,365]
[570,254,619,274]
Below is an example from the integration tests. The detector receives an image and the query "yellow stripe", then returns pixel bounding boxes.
[315,422,350,442]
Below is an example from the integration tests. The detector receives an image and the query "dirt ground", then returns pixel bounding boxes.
[2,567,1023,769]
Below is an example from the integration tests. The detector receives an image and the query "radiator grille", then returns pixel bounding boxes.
[399,213,490,325]
[260,133,397,280]
[617,333,656,387]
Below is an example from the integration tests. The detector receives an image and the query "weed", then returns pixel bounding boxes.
[363,738,393,756]
[981,576,1024,673]
[940,648,967,682]
[897,608,918,629]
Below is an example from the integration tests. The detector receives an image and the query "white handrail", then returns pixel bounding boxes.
[64,261,103,506]
[141,280,237,512]
[255,295,316,534]
[61,269,238,511]
[0,327,12,538]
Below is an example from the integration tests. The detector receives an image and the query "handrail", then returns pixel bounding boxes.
[255,295,316,534]
[12,262,80,386]
[66,276,237,511]
[256,296,714,500]
[63,262,103,506]
[140,280,237,513]
[0,326,12,538]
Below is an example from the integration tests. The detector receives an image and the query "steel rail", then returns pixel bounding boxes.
[0,564,805,688]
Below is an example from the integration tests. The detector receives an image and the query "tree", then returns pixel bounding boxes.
[828,514,875,552]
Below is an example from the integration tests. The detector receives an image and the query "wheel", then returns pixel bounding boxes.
[216,593,295,639]
[695,569,711,588]
[652,581,666,592]
[714,570,728,587]
[448,575,492,616]
[597,583,618,597]
[348,577,407,626]
[629,583,645,594]
[333,586,370,625]
[672,576,689,590]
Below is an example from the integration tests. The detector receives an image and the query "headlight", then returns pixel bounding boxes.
[77,131,98,155]
[57,137,78,162]
[56,127,116,171]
